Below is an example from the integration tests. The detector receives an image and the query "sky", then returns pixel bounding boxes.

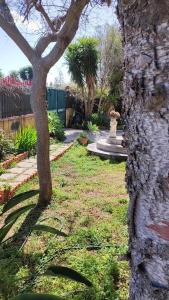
[0,4,118,85]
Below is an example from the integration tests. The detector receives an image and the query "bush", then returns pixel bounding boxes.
[87,121,99,133]
[48,112,65,141]
[79,131,88,139]
[0,130,14,161]
[15,127,37,155]
[90,113,109,128]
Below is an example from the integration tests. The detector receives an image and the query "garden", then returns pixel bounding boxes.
[1,1,168,299]
[0,112,65,163]
[0,144,129,300]
[0,112,65,201]
[0,21,129,299]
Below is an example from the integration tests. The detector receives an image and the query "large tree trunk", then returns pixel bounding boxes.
[117,1,169,299]
[30,63,52,206]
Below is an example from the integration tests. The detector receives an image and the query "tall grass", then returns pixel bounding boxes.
[15,127,37,155]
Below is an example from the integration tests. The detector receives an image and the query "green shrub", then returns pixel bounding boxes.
[87,121,99,133]
[79,131,88,138]
[0,130,14,161]
[15,127,37,155]
[48,112,65,141]
[90,113,109,128]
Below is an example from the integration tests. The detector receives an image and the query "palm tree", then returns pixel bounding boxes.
[66,38,98,119]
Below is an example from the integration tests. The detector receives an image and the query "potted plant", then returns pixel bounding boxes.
[78,132,88,145]
[87,121,99,142]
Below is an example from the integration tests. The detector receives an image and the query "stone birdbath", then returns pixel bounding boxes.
[87,108,127,159]
[109,110,120,138]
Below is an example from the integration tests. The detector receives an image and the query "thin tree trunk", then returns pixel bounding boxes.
[86,75,95,118]
[30,64,52,206]
[117,0,169,299]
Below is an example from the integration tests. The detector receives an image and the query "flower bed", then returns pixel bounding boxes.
[0,151,28,169]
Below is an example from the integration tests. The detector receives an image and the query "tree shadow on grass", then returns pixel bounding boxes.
[0,205,47,299]
[10,204,47,250]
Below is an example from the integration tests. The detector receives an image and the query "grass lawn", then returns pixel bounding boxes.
[0,144,129,300]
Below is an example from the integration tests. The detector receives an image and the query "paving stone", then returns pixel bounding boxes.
[12,174,31,183]
[0,142,73,197]
[26,158,37,163]
[0,173,16,180]
[6,167,26,175]
[50,144,59,150]
[22,169,37,175]
[16,161,36,168]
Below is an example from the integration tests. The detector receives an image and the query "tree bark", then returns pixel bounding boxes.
[85,75,95,119]
[30,63,52,206]
[117,0,169,299]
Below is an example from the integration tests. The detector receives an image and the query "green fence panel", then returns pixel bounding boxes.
[47,88,66,125]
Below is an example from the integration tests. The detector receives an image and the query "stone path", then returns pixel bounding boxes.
[0,143,73,193]
[64,128,109,143]
[0,129,110,195]
[64,129,82,142]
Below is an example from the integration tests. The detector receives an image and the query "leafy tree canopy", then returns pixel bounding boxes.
[66,38,99,88]
[9,70,19,79]
[19,66,33,81]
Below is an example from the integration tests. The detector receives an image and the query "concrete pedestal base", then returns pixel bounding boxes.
[87,134,127,159]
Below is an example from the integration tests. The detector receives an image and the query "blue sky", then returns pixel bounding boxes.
[0,5,118,84]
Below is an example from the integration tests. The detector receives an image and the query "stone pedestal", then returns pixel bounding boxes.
[87,132,127,159]
[87,110,127,159]
[109,118,117,138]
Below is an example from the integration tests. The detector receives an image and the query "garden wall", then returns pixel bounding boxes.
[0,114,35,135]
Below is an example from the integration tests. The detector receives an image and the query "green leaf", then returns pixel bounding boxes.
[12,294,63,300]
[4,204,36,225]
[32,225,67,237]
[0,220,16,243]
[46,266,93,287]
[2,190,39,214]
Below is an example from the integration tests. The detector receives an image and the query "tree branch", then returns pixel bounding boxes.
[24,0,67,33]
[33,0,55,32]
[43,0,90,68]
[35,14,67,56]
[35,33,58,56]
[0,1,35,63]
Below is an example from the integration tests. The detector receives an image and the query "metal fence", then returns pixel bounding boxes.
[0,88,66,126]
[0,90,32,118]
[47,88,66,125]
